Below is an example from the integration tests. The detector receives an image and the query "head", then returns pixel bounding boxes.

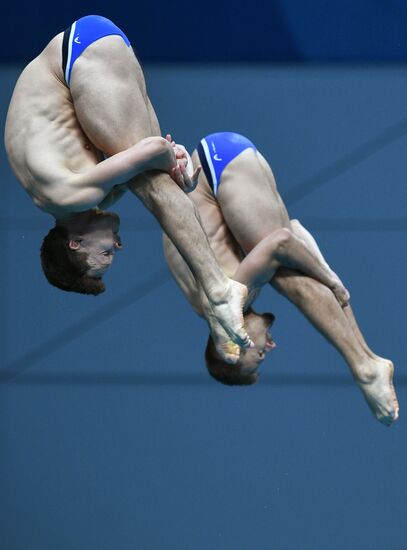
[205,310,276,386]
[40,209,122,295]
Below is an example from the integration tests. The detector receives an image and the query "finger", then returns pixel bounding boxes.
[172,166,186,191]
[175,167,184,187]
[179,161,189,176]
[184,165,201,193]
[177,144,187,154]
[166,134,178,149]
[179,162,193,189]
[171,166,180,184]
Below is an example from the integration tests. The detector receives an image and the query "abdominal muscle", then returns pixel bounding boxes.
[190,177,243,275]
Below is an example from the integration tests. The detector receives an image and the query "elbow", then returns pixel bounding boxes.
[149,136,169,156]
[142,137,173,171]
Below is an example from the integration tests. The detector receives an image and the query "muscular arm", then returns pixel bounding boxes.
[233,226,349,306]
[52,137,177,212]
[96,139,195,210]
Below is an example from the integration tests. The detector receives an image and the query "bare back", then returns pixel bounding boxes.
[5,33,101,213]
[5,31,158,216]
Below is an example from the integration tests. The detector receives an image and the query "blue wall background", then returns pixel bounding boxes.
[2,0,407,62]
[1,3,407,549]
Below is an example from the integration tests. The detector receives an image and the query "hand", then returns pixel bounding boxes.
[166,134,188,164]
[170,162,201,193]
[166,134,202,193]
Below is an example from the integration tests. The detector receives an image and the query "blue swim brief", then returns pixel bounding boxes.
[62,15,131,86]
[197,132,257,195]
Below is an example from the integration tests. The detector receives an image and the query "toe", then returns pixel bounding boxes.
[236,330,253,348]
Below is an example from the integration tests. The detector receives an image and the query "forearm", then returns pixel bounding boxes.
[232,232,281,289]
[233,225,348,311]
[102,137,175,182]
[66,138,176,210]
[96,137,176,209]
[232,227,336,291]
[274,231,339,291]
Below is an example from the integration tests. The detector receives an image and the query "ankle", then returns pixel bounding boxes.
[353,359,377,384]
[206,279,231,305]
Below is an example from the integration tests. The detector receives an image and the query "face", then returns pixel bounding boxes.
[68,210,123,277]
[238,311,276,376]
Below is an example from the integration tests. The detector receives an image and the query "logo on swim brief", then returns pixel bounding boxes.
[74,36,81,44]
[213,154,223,161]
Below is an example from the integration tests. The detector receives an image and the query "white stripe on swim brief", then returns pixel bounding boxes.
[65,21,77,84]
[200,138,219,194]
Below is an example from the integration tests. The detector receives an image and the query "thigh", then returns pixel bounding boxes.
[146,97,161,135]
[70,36,155,155]
[217,149,290,253]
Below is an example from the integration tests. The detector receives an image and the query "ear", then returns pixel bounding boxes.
[68,239,81,250]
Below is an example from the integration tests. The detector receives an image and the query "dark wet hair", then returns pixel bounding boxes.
[204,336,258,386]
[40,225,105,295]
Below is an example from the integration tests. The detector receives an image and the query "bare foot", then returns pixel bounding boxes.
[209,279,254,349]
[207,316,241,364]
[356,359,399,426]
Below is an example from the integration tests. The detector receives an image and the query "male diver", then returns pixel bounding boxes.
[163,132,399,426]
[4,16,252,350]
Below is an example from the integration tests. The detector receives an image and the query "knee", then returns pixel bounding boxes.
[273,227,293,255]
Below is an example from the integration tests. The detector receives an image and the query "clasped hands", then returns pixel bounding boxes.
[165,134,201,193]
